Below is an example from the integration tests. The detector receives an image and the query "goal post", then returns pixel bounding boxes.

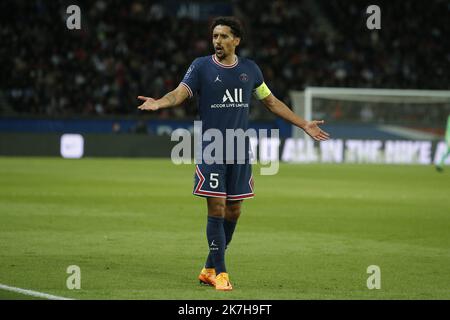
[286,87,450,165]
[290,87,450,140]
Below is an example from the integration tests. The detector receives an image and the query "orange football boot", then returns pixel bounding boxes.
[215,272,233,291]
[198,267,216,286]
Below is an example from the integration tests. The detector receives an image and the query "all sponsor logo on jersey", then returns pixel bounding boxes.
[223,88,243,103]
[211,89,248,109]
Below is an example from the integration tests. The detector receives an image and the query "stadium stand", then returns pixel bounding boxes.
[1,0,449,124]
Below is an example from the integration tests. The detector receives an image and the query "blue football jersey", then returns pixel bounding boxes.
[181,55,267,162]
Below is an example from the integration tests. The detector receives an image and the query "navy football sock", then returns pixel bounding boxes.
[224,219,237,246]
[205,218,237,270]
[205,216,226,274]
[205,255,215,269]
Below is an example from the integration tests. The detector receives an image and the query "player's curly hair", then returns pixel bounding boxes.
[210,16,244,40]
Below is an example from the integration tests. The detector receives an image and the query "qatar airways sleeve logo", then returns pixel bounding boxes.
[223,88,243,103]
[184,65,195,79]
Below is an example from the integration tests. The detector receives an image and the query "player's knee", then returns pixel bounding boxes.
[225,204,241,221]
[207,201,226,217]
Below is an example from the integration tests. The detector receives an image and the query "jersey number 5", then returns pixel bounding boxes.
[210,173,219,189]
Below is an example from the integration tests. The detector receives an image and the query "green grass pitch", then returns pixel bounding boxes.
[0,157,449,300]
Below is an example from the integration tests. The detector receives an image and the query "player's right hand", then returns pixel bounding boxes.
[137,96,160,111]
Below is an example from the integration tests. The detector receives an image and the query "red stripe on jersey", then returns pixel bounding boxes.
[212,55,238,68]
[180,82,193,97]
[194,165,227,197]
[227,193,255,200]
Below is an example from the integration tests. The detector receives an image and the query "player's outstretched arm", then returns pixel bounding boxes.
[262,93,330,141]
[137,84,190,111]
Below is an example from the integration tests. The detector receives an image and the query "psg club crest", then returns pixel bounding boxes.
[239,73,249,82]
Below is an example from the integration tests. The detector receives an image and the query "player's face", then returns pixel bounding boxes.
[212,25,240,59]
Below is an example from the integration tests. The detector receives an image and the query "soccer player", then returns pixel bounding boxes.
[137,17,329,291]
[436,114,450,172]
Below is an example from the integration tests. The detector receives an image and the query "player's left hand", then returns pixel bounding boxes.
[304,120,330,141]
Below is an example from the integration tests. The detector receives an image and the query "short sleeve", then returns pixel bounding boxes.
[253,63,264,89]
[252,62,272,100]
[180,59,201,98]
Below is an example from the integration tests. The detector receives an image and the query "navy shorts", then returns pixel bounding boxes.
[193,163,254,200]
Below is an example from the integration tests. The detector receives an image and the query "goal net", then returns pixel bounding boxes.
[288,87,450,165]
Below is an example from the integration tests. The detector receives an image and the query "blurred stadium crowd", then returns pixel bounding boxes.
[1,0,449,123]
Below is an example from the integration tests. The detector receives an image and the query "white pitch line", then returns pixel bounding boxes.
[0,283,74,300]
